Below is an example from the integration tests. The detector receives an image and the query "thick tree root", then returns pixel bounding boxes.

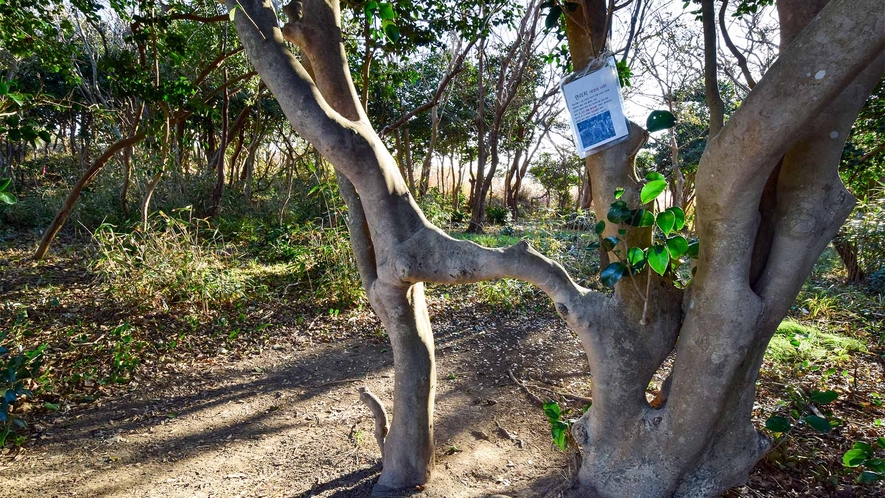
[359,387,390,457]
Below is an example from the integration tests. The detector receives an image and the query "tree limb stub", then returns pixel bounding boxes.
[358,387,390,457]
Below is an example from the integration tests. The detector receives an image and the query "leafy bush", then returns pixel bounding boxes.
[248,222,363,306]
[485,205,508,225]
[91,211,248,312]
[843,438,885,484]
[0,333,45,447]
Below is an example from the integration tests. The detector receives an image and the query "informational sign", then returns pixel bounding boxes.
[561,58,628,157]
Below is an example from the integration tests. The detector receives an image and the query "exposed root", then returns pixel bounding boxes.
[358,386,390,457]
[508,369,544,406]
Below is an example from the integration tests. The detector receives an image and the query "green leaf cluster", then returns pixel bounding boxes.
[594,172,698,288]
[843,439,885,484]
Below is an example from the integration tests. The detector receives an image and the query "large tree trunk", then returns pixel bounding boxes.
[230,0,883,496]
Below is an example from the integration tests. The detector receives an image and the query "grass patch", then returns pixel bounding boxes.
[766,319,867,366]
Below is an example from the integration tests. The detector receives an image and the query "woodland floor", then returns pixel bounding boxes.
[0,234,884,498]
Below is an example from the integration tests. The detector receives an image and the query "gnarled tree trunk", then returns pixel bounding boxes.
[228,0,884,496]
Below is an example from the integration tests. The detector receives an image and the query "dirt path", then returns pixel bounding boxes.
[1,300,586,498]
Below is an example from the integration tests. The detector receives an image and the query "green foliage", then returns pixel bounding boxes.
[764,386,839,456]
[765,319,866,366]
[594,175,698,289]
[0,178,16,205]
[839,194,885,282]
[91,213,249,313]
[0,332,45,447]
[542,400,573,451]
[842,439,885,484]
[646,110,676,133]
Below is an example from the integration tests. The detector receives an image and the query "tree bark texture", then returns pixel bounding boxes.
[228,0,884,496]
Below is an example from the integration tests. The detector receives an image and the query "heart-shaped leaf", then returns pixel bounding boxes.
[383,22,400,43]
[627,247,645,268]
[666,235,689,259]
[646,110,676,132]
[810,390,838,404]
[765,416,792,433]
[647,244,669,276]
[600,262,628,288]
[656,210,676,236]
[594,220,606,235]
[805,415,831,433]
[667,206,685,230]
[640,180,667,204]
[601,236,620,252]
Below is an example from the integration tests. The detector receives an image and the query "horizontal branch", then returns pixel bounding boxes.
[391,227,586,310]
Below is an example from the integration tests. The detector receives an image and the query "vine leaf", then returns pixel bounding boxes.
[600,262,628,288]
[646,110,676,132]
[666,236,688,259]
[656,210,676,236]
[647,244,669,276]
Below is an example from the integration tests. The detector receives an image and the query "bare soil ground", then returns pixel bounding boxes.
[1,236,883,498]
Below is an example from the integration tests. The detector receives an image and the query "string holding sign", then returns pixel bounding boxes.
[560,53,629,158]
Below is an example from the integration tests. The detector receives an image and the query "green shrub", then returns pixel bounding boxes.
[91,212,248,312]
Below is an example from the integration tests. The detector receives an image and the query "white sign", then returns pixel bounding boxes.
[561,58,628,157]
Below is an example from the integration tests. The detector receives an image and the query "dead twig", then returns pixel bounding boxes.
[508,369,544,406]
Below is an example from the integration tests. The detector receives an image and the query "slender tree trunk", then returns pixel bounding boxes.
[833,236,865,283]
[35,132,146,260]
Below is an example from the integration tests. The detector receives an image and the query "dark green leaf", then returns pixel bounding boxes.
[0,191,17,205]
[629,209,655,227]
[686,239,699,258]
[586,241,600,251]
[646,172,665,182]
[594,220,606,235]
[600,262,628,288]
[810,390,839,404]
[383,23,400,43]
[545,5,562,30]
[647,244,669,276]
[607,200,632,223]
[0,178,10,192]
[765,416,791,433]
[857,471,883,484]
[646,110,676,132]
[865,458,885,474]
[666,235,689,259]
[805,415,831,433]
[640,180,667,204]
[656,210,676,236]
[877,437,885,449]
[364,0,378,17]
[44,402,60,411]
[601,236,619,252]
[0,81,7,96]
[38,130,51,142]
